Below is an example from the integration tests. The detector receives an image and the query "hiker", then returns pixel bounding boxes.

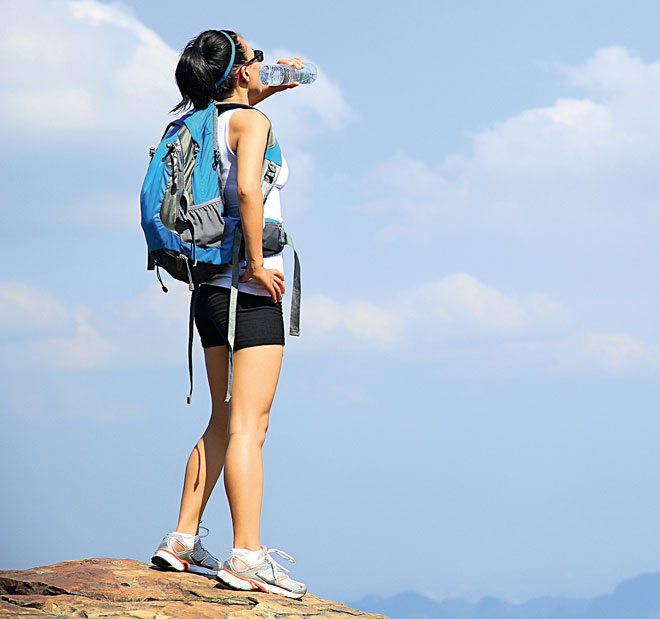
[149,29,306,599]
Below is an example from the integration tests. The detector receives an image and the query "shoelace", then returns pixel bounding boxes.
[263,547,296,576]
[194,522,219,563]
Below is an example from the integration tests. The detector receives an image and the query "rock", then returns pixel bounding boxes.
[0,557,389,618]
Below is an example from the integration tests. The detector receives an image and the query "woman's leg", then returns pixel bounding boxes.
[224,344,284,550]
[175,345,231,535]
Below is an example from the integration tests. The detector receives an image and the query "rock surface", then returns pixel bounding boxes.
[0,557,388,618]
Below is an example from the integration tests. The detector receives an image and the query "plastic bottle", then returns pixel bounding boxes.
[260,62,318,86]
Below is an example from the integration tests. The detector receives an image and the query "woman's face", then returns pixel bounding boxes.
[237,36,264,96]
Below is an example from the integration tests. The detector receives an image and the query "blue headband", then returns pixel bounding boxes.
[215,30,236,87]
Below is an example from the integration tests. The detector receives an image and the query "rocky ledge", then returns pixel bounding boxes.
[0,557,388,618]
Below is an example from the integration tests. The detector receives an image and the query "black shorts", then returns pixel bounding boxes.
[194,284,285,350]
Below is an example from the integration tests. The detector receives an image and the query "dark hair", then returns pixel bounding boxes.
[170,29,249,114]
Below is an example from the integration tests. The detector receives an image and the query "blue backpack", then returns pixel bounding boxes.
[140,100,301,405]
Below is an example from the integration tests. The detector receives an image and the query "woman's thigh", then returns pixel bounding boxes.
[203,346,230,419]
[194,285,285,351]
[229,344,284,435]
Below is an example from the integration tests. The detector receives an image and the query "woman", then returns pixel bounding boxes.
[150,28,306,600]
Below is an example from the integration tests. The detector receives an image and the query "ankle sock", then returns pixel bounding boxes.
[172,531,199,546]
[232,546,263,566]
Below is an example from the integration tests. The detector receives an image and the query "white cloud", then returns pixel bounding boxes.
[12,318,118,370]
[560,45,660,98]
[343,45,658,374]
[357,45,660,239]
[0,282,71,332]
[301,294,403,346]
[0,283,117,370]
[580,331,660,373]
[296,272,572,349]
[0,2,354,146]
[0,278,191,372]
[293,273,659,374]
[398,273,573,335]
[0,0,178,137]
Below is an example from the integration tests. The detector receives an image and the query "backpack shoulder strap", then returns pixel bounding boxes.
[213,102,279,203]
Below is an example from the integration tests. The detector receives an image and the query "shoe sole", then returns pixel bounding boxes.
[151,548,218,577]
[216,567,305,599]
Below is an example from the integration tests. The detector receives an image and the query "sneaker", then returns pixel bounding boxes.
[216,545,307,599]
[151,524,221,576]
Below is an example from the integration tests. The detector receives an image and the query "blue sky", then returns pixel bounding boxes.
[1,0,659,606]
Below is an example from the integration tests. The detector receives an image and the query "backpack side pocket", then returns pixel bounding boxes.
[262,220,285,256]
[179,198,226,248]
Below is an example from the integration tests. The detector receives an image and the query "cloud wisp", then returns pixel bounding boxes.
[0,281,117,371]
[356,46,660,243]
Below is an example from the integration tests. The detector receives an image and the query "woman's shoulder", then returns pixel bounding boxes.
[230,106,271,133]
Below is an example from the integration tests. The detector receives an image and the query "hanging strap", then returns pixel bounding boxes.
[155,264,168,293]
[225,224,243,403]
[283,231,301,336]
[186,284,199,404]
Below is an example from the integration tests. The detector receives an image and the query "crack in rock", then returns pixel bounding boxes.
[274,612,366,619]
[0,578,69,597]
[1,595,47,609]
[187,588,260,607]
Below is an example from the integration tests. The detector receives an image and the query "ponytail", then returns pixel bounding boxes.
[170,29,248,114]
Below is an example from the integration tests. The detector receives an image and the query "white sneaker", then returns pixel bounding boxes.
[151,524,220,576]
[216,545,307,599]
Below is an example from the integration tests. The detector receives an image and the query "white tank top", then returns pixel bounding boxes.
[203,108,289,296]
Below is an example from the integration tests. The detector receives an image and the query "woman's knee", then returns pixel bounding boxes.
[228,410,270,447]
[225,344,281,444]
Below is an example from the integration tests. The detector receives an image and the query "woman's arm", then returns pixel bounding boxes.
[233,109,285,301]
[235,110,269,269]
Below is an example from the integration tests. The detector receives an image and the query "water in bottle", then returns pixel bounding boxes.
[260,62,317,86]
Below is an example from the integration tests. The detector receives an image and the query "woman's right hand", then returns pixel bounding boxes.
[239,263,286,303]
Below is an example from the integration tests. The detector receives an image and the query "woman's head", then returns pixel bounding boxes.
[170,29,264,113]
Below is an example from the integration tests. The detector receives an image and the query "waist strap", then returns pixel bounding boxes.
[225,224,243,402]
[283,230,301,337]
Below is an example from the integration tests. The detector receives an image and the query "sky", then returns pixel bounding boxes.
[1,0,659,606]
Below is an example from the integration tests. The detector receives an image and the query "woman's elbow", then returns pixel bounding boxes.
[237,183,262,199]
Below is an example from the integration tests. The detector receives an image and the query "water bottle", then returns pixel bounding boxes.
[260,62,317,86]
